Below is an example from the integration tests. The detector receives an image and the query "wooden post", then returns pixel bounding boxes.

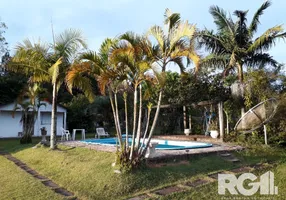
[218,102,224,142]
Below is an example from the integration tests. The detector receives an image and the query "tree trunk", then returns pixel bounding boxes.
[224,110,230,135]
[141,90,162,156]
[183,106,187,130]
[188,114,192,134]
[123,92,128,150]
[114,92,122,138]
[237,62,244,83]
[139,105,151,154]
[108,89,122,148]
[135,84,142,149]
[130,84,138,159]
[50,82,58,149]
[237,62,245,118]
[218,102,224,142]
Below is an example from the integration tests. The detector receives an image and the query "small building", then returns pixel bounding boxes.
[0,100,67,138]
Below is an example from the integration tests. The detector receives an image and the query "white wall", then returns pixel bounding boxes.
[0,111,22,137]
[35,112,65,136]
[0,100,66,138]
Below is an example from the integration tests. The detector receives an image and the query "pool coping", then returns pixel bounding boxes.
[81,138,214,150]
[60,139,244,162]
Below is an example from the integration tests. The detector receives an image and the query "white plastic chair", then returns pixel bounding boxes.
[96,128,109,139]
[61,128,71,141]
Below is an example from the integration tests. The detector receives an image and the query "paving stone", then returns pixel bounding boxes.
[2,153,75,198]
[128,194,150,200]
[5,156,21,163]
[42,180,60,189]
[185,179,209,187]
[26,169,39,176]
[54,188,74,196]
[230,166,252,174]
[33,174,48,181]
[153,186,185,196]
[19,165,32,171]
[14,161,26,167]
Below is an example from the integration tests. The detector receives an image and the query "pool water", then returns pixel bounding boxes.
[82,137,212,150]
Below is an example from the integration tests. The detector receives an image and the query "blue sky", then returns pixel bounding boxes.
[1,0,286,71]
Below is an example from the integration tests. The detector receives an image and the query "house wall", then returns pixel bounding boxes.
[0,111,22,137]
[0,100,66,138]
[35,112,65,136]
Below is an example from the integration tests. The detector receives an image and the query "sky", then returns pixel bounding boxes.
[1,0,286,72]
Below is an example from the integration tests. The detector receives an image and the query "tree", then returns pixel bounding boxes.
[8,29,87,149]
[67,35,160,168]
[199,1,286,114]
[13,84,45,144]
[145,8,199,151]
[110,32,160,160]
[0,19,8,57]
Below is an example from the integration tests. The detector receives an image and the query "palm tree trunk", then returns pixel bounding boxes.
[139,104,151,154]
[141,90,162,156]
[237,62,244,83]
[50,82,58,149]
[114,91,122,142]
[108,89,122,148]
[123,92,128,150]
[237,62,245,117]
[135,84,142,149]
[130,84,138,160]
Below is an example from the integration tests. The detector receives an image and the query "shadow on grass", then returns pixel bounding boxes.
[0,137,61,154]
[0,133,97,154]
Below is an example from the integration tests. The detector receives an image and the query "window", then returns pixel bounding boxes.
[41,112,51,125]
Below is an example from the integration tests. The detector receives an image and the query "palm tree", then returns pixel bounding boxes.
[8,29,87,149]
[13,84,45,144]
[110,32,158,158]
[199,1,286,115]
[67,38,125,147]
[144,8,199,153]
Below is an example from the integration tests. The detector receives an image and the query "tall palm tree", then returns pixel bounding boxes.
[199,1,285,86]
[8,29,87,149]
[66,38,126,147]
[144,8,199,153]
[110,32,157,158]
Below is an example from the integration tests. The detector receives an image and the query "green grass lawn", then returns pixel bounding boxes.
[0,138,285,200]
[0,156,64,200]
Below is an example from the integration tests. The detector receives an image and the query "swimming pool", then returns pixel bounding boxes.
[82,138,212,150]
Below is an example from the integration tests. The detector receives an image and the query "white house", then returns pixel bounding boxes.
[0,100,67,138]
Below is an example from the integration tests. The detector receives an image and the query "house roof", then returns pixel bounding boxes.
[0,99,66,112]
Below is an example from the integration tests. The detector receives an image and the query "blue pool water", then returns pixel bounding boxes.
[82,137,212,150]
